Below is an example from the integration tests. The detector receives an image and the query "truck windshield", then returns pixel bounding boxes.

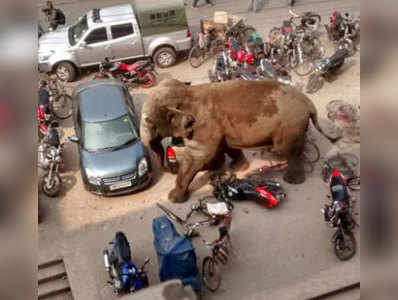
[68,16,88,46]
[82,114,138,152]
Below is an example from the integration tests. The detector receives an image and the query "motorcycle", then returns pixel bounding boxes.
[306,47,350,93]
[38,104,52,140]
[321,169,357,261]
[210,172,286,209]
[256,58,292,85]
[38,122,64,197]
[94,57,157,88]
[103,232,150,295]
[325,11,360,55]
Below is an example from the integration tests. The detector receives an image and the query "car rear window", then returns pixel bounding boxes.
[111,23,134,39]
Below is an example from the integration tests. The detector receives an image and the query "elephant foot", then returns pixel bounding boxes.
[168,188,188,203]
[229,158,249,172]
[283,169,305,184]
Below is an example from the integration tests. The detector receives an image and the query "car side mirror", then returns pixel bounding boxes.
[69,136,79,143]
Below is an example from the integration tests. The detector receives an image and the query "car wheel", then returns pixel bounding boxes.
[153,47,177,68]
[56,62,77,82]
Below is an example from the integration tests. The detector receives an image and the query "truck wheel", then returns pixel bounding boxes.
[153,47,177,68]
[55,62,77,82]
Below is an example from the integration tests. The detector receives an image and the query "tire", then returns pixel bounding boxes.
[153,47,177,68]
[294,60,314,76]
[202,257,221,292]
[302,140,320,164]
[347,176,360,191]
[306,73,324,93]
[240,26,256,44]
[139,71,156,88]
[189,45,205,68]
[55,62,77,82]
[40,173,61,197]
[51,94,72,119]
[334,231,356,261]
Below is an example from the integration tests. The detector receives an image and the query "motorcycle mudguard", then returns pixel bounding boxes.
[254,187,280,208]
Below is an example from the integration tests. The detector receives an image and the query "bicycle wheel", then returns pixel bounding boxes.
[302,140,320,164]
[202,256,221,292]
[189,45,205,68]
[51,94,72,119]
[156,203,185,224]
[347,176,360,191]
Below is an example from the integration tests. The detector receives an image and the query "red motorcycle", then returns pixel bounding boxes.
[94,57,157,88]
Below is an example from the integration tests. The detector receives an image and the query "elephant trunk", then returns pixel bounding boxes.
[140,121,165,168]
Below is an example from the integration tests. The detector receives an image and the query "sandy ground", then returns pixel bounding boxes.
[38,0,360,299]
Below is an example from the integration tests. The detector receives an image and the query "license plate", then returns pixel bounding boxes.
[109,181,132,191]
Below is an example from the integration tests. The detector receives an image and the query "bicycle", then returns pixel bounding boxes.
[201,226,231,292]
[156,202,227,238]
[47,75,73,119]
[189,31,225,68]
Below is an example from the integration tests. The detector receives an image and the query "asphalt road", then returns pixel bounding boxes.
[38,1,360,299]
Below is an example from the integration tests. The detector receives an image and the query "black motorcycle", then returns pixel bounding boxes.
[103,232,150,295]
[38,122,64,197]
[321,170,357,261]
[306,48,350,93]
[210,172,286,209]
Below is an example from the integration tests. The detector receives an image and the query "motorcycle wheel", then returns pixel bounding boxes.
[306,73,324,93]
[202,256,221,292]
[189,45,205,68]
[51,94,73,119]
[139,72,156,88]
[294,60,314,76]
[40,173,61,197]
[334,231,356,261]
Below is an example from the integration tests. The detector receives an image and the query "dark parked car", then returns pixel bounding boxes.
[70,79,151,195]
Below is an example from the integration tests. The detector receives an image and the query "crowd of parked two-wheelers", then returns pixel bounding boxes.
[193,10,360,94]
[38,7,360,299]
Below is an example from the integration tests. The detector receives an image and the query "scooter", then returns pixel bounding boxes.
[103,232,150,295]
[321,170,357,261]
[210,172,286,209]
[94,57,157,88]
[306,47,350,93]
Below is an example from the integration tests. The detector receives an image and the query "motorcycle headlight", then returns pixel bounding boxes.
[138,157,148,177]
[86,169,101,185]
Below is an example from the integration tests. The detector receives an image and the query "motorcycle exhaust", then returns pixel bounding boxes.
[103,250,110,272]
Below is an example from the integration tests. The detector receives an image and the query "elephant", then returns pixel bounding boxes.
[141,78,336,202]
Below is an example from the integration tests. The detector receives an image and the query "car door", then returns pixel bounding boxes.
[76,26,112,66]
[109,22,141,60]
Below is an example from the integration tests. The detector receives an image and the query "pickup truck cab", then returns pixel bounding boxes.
[38,0,192,81]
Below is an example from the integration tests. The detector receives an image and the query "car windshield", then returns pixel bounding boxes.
[83,114,138,152]
[68,15,88,46]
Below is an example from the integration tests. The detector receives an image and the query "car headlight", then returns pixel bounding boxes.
[38,51,54,61]
[138,157,148,177]
[86,169,101,185]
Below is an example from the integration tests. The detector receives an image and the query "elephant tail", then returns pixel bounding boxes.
[310,111,339,144]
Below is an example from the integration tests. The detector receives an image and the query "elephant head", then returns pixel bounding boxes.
[140,82,196,168]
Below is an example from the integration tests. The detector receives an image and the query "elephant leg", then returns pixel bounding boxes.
[282,134,306,184]
[168,154,204,203]
[225,146,249,171]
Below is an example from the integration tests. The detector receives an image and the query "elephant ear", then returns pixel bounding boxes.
[166,107,196,140]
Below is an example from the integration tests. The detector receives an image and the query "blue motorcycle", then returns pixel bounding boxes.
[103,232,150,294]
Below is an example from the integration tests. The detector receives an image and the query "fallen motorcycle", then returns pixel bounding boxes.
[321,169,357,261]
[210,172,286,209]
[103,232,150,295]
[94,57,157,88]
[306,48,350,93]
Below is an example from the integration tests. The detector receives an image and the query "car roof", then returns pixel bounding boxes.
[87,4,134,27]
[74,80,129,123]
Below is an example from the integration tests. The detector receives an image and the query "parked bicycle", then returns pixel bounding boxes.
[189,30,225,68]
[46,75,73,119]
